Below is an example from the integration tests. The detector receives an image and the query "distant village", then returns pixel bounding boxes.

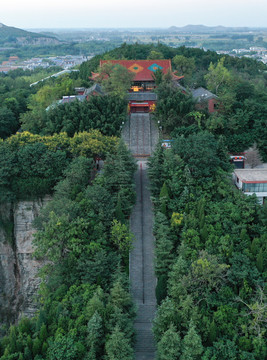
[216,46,267,64]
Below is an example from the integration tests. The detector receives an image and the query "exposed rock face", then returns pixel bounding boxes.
[0,197,50,324]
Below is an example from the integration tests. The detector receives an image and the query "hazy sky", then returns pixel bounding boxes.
[1,0,267,29]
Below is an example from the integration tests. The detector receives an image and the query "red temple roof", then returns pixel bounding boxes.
[100,59,174,81]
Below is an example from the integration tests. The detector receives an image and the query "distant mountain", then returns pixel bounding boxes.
[168,25,253,33]
[0,23,60,45]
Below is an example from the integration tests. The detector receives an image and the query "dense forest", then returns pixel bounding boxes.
[0,43,266,359]
[0,134,137,359]
[149,134,266,359]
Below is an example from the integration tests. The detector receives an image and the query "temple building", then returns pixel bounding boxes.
[91,59,183,92]
[90,59,183,114]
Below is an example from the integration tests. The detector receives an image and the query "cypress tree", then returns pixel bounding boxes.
[105,326,133,360]
[251,238,258,256]
[155,232,174,277]
[148,143,165,196]
[181,321,203,360]
[32,337,42,357]
[159,182,170,216]
[200,223,208,243]
[115,193,125,224]
[208,320,217,345]
[86,311,104,360]
[156,324,181,360]
[156,274,168,305]
[256,248,263,272]
[153,297,179,343]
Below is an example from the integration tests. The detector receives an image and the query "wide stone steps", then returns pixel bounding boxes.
[122,113,159,157]
[136,304,156,323]
[135,352,156,360]
[130,161,157,359]
[134,324,156,353]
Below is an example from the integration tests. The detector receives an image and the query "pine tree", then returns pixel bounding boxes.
[109,278,134,318]
[251,238,259,256]
[105,326,133,360]
[197,198,205,226]
[32,337,42,356]
[115,193,125,224]
[148,143,165,196]
[156,274,168,305]
[156,324,181,360]
[153,297,179,342]
[216,135,232,172]
[200,223,208,243]
[208,320,217,345]
[39,324,48,344]
[181,321,203,360]
[155,233,174,277]
[256,248,263,272]
[116,139,137,177]
[159,182,170,216]
[86,311,103,360]
[106,306,134,342]
[168,256,188,302]
[86,287,105,319]
[240,228,250,248]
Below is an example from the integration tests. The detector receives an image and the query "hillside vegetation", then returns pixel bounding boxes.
[149,134,266,359]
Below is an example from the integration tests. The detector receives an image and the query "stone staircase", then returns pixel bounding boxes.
[122,113,159,157]
[130,161,157,359]
[135,304,156,359]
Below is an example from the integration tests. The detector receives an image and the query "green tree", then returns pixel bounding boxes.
[256,249,263,272]
[86,287,105,319]
[101,64,135,98]
[181,321,203,360]
[173,55,195,77]
[155,82,195,132]
[156,324,181,360]
[148,143,165,196]
[147,50,164,60]
[111,220,133,255]
[0,106,18,139]
[204,57,232,95]
[47,334,78,360]
[86,311,103,360]
[153,297,179,342]
[208,320,217,345]
[152,69,164,86]
[105,326,133,360]
[159,182,170,216]
[109,277,134,318]
[154,212,174,277]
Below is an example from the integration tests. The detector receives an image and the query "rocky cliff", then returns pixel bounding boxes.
[0,197,49,324]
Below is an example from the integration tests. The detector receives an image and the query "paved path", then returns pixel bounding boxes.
[130,160,157,360]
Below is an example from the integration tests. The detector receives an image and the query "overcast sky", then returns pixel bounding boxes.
[1,0,267,29]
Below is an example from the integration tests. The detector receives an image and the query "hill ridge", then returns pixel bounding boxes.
[0,22,60,45]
